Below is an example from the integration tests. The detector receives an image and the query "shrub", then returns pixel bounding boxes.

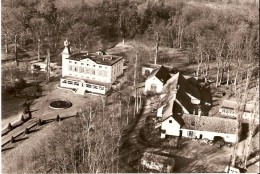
[56,115,61,122]
[7,123,12,130]
[24,128,29,135]
[38,119,42,126]
[10,136,15,143]
[20,115,25,122]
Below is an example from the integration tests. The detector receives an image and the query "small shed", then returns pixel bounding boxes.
[141,152,175,173]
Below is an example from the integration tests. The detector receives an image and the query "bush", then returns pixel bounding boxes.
[14,78,26,90]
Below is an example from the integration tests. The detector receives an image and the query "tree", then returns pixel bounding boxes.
[145,19,166,65]
[29,17,48,60]
[118,6,140,38]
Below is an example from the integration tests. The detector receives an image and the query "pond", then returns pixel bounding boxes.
[49,100,72,109]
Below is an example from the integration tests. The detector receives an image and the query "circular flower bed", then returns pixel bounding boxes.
[49,100,72,109]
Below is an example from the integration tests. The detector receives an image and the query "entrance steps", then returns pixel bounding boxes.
[75,88,85,95]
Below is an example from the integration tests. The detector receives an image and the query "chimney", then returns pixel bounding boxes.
[198,109,201,117]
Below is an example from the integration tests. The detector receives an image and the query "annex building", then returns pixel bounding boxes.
[60,40,124,95]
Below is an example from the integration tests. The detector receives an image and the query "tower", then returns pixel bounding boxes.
[61,39,71,77]
[61,39,71,60]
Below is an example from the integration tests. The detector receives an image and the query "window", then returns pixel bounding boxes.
[69,61,72,63]
[75,62,77,64]
[68,81,73,84]
[79,67,84,73]
[93,85,98,89]
[169,120,172,123]
[85,68,91,74]
[87,64,89,66]
[92,69,95,75]
[99,66,102,68]
[103,71,108,77]
[74,82,79,86]
[74,66,78,72]
[81,63,84,65]
[62,80,67,83]
[68,65,72,71]
[99,86,104,90]
[93,65,95,67]
[151,84,157,92]
[187,131,194,137]
[98,70,102,76]
[86,84,92,88]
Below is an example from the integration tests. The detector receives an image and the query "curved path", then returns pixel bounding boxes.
[119,104,162,171]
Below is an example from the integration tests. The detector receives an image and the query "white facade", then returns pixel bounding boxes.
[180,129,237,143]
[60,40,124,95]
[161,117,181,138]
[219,107,259,120]
[144,77,164,93]
[160,116,237,143]
[62,58,124,83]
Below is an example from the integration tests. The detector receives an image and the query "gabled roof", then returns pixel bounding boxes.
[161,100,185,127]
[221,100,258,113]
[164,72,201,100]
[147,65,171,85]
[182,114,237,134]
[159,72,200,112]
[175,87,196,114]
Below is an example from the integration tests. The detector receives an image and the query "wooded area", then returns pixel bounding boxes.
[2,0,259,84]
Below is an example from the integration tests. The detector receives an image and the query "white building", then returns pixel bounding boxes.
[159,113,237,143]
[219,100,259,120]
[144,65,172,93]
[60,40,124,95]
[155,72,237,143]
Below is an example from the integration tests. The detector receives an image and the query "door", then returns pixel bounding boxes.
[179,130,182,137]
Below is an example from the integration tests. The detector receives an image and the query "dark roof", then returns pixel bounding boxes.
[67,52,123,66]
[182,114,237,134]
[171,101,185,126]
[147,65,171,85]
[175,87,196,114]
[159,72,200,115]
[61,76,110,86]
[221,100,258,113]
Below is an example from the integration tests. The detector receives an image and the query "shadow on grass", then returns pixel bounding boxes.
[172,155,193,172]
[14,136,29,142]
[1,146,15,152]
[29,129,40,133]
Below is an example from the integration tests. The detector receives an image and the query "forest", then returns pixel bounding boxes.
[2,0,259,85]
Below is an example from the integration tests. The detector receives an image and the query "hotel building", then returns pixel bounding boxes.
[60,40,124,94]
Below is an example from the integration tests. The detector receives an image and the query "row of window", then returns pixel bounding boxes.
[68,60,107,69]
[68,65,109,77]
[222,109,235,114]
[62,80,105,90]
